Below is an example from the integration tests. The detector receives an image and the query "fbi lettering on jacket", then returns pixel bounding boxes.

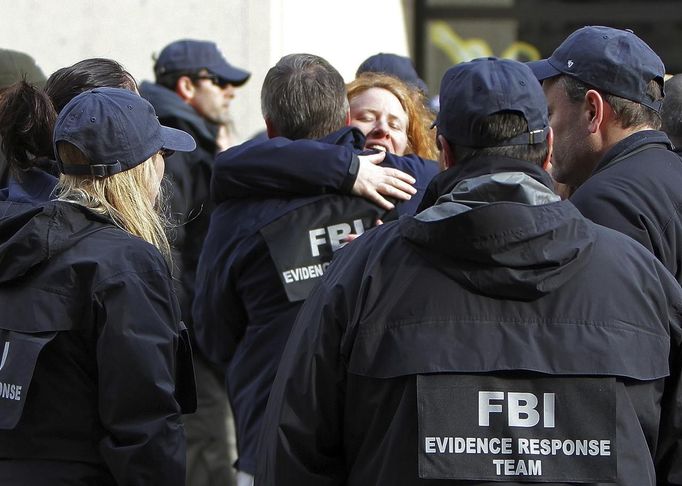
[417,375,616,482]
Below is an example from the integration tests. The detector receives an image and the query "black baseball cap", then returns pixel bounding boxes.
[433,57,549,148]
[55,87,196,177]
[357,53,428,94]
[528,26,665,112]
[154,39,250,87]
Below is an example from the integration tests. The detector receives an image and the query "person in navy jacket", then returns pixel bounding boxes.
[0,87,197,485]
[258,57,682,486]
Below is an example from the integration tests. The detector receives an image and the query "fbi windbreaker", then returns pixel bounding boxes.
[258,156,682,485]
[0,200,196,485]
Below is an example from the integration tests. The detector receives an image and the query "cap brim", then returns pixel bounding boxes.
[527,59,562,81]
[160,126,196,153]
[211,64,251,87]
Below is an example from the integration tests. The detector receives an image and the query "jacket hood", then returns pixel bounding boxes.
[0,201,108,283]
[401,156,594,300]
[139,81,216,144]
[417,155,555,212]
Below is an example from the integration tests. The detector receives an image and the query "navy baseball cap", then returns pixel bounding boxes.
[154,39,250,86]
[434,57,549,148]
[55,87,196,177]
[357,53,428,93]
[528,26,664,112]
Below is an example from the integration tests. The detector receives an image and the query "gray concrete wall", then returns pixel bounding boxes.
[1,0,408,140]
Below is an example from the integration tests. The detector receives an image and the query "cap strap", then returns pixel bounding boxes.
[60,162,123,178]
[504,127,549,146]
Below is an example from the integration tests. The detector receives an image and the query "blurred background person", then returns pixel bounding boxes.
[140,38,250,486]
[356,52,428,95]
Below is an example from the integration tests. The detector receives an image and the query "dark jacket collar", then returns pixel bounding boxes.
[0,166,58,204]
[139,81,217,145]
[593,129,673,175]
[417,155,554,212]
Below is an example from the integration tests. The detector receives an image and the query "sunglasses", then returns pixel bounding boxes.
[191,74,232,89]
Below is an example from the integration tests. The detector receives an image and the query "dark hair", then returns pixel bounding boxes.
[45,58,138,113]
[156,70,195,91]
[559,74,662,130]
[445,112,549,166]
[0,81,56,175]
[261,53,348,140]
[661,74,682,147]
[0,58,138,178]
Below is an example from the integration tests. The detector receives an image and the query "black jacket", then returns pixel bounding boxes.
[193,137,396,474]
[0,201,196,485]
[571,130,682,283]
[258,156,682,485]
[0,160,59,204]
[140,81,218,333]
[214,127,439,216]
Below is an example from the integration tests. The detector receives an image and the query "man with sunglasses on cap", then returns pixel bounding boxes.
[257,57,682,485]
[140,39,250,486]
[528,26,682,286]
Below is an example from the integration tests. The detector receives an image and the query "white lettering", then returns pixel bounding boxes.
[0,341,9,371]
[479,391,504,426]
[327,223,352,252]
[493,459,542,476]
[308,228,326,257]
[281,264,326,283]
[353,219,365,235]
[0,381,21,401]
[436,436,452,453]
[543,392,555,428]
[518,438,530,454]
[425,437,436,453]
[508,392,540,427]
[601,440,610,456]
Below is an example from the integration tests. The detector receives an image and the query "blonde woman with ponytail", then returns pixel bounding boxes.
[0,87,197,485]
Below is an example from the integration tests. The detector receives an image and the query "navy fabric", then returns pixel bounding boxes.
[55,87,195,177]
[0,200,195,484]
[140,81,218,334]
[434,58,549,148]
[0,166,57,204]
[570,130,682,285]
[194,135,400,473]
[257,155,682,485]
[210,126,439,216]
[154,39,250,86]
[528,26,665,111]
[357,53,428,94]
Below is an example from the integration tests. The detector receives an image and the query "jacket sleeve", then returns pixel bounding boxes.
[570,183,664,269]
[192,224,251,367]
[257,275,350,486]
[383,152,439,188]
[655,298,682,485]
[94,266,187,486]
[211,137,357,200]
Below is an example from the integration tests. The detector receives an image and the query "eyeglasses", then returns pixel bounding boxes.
[191,74,232,89]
